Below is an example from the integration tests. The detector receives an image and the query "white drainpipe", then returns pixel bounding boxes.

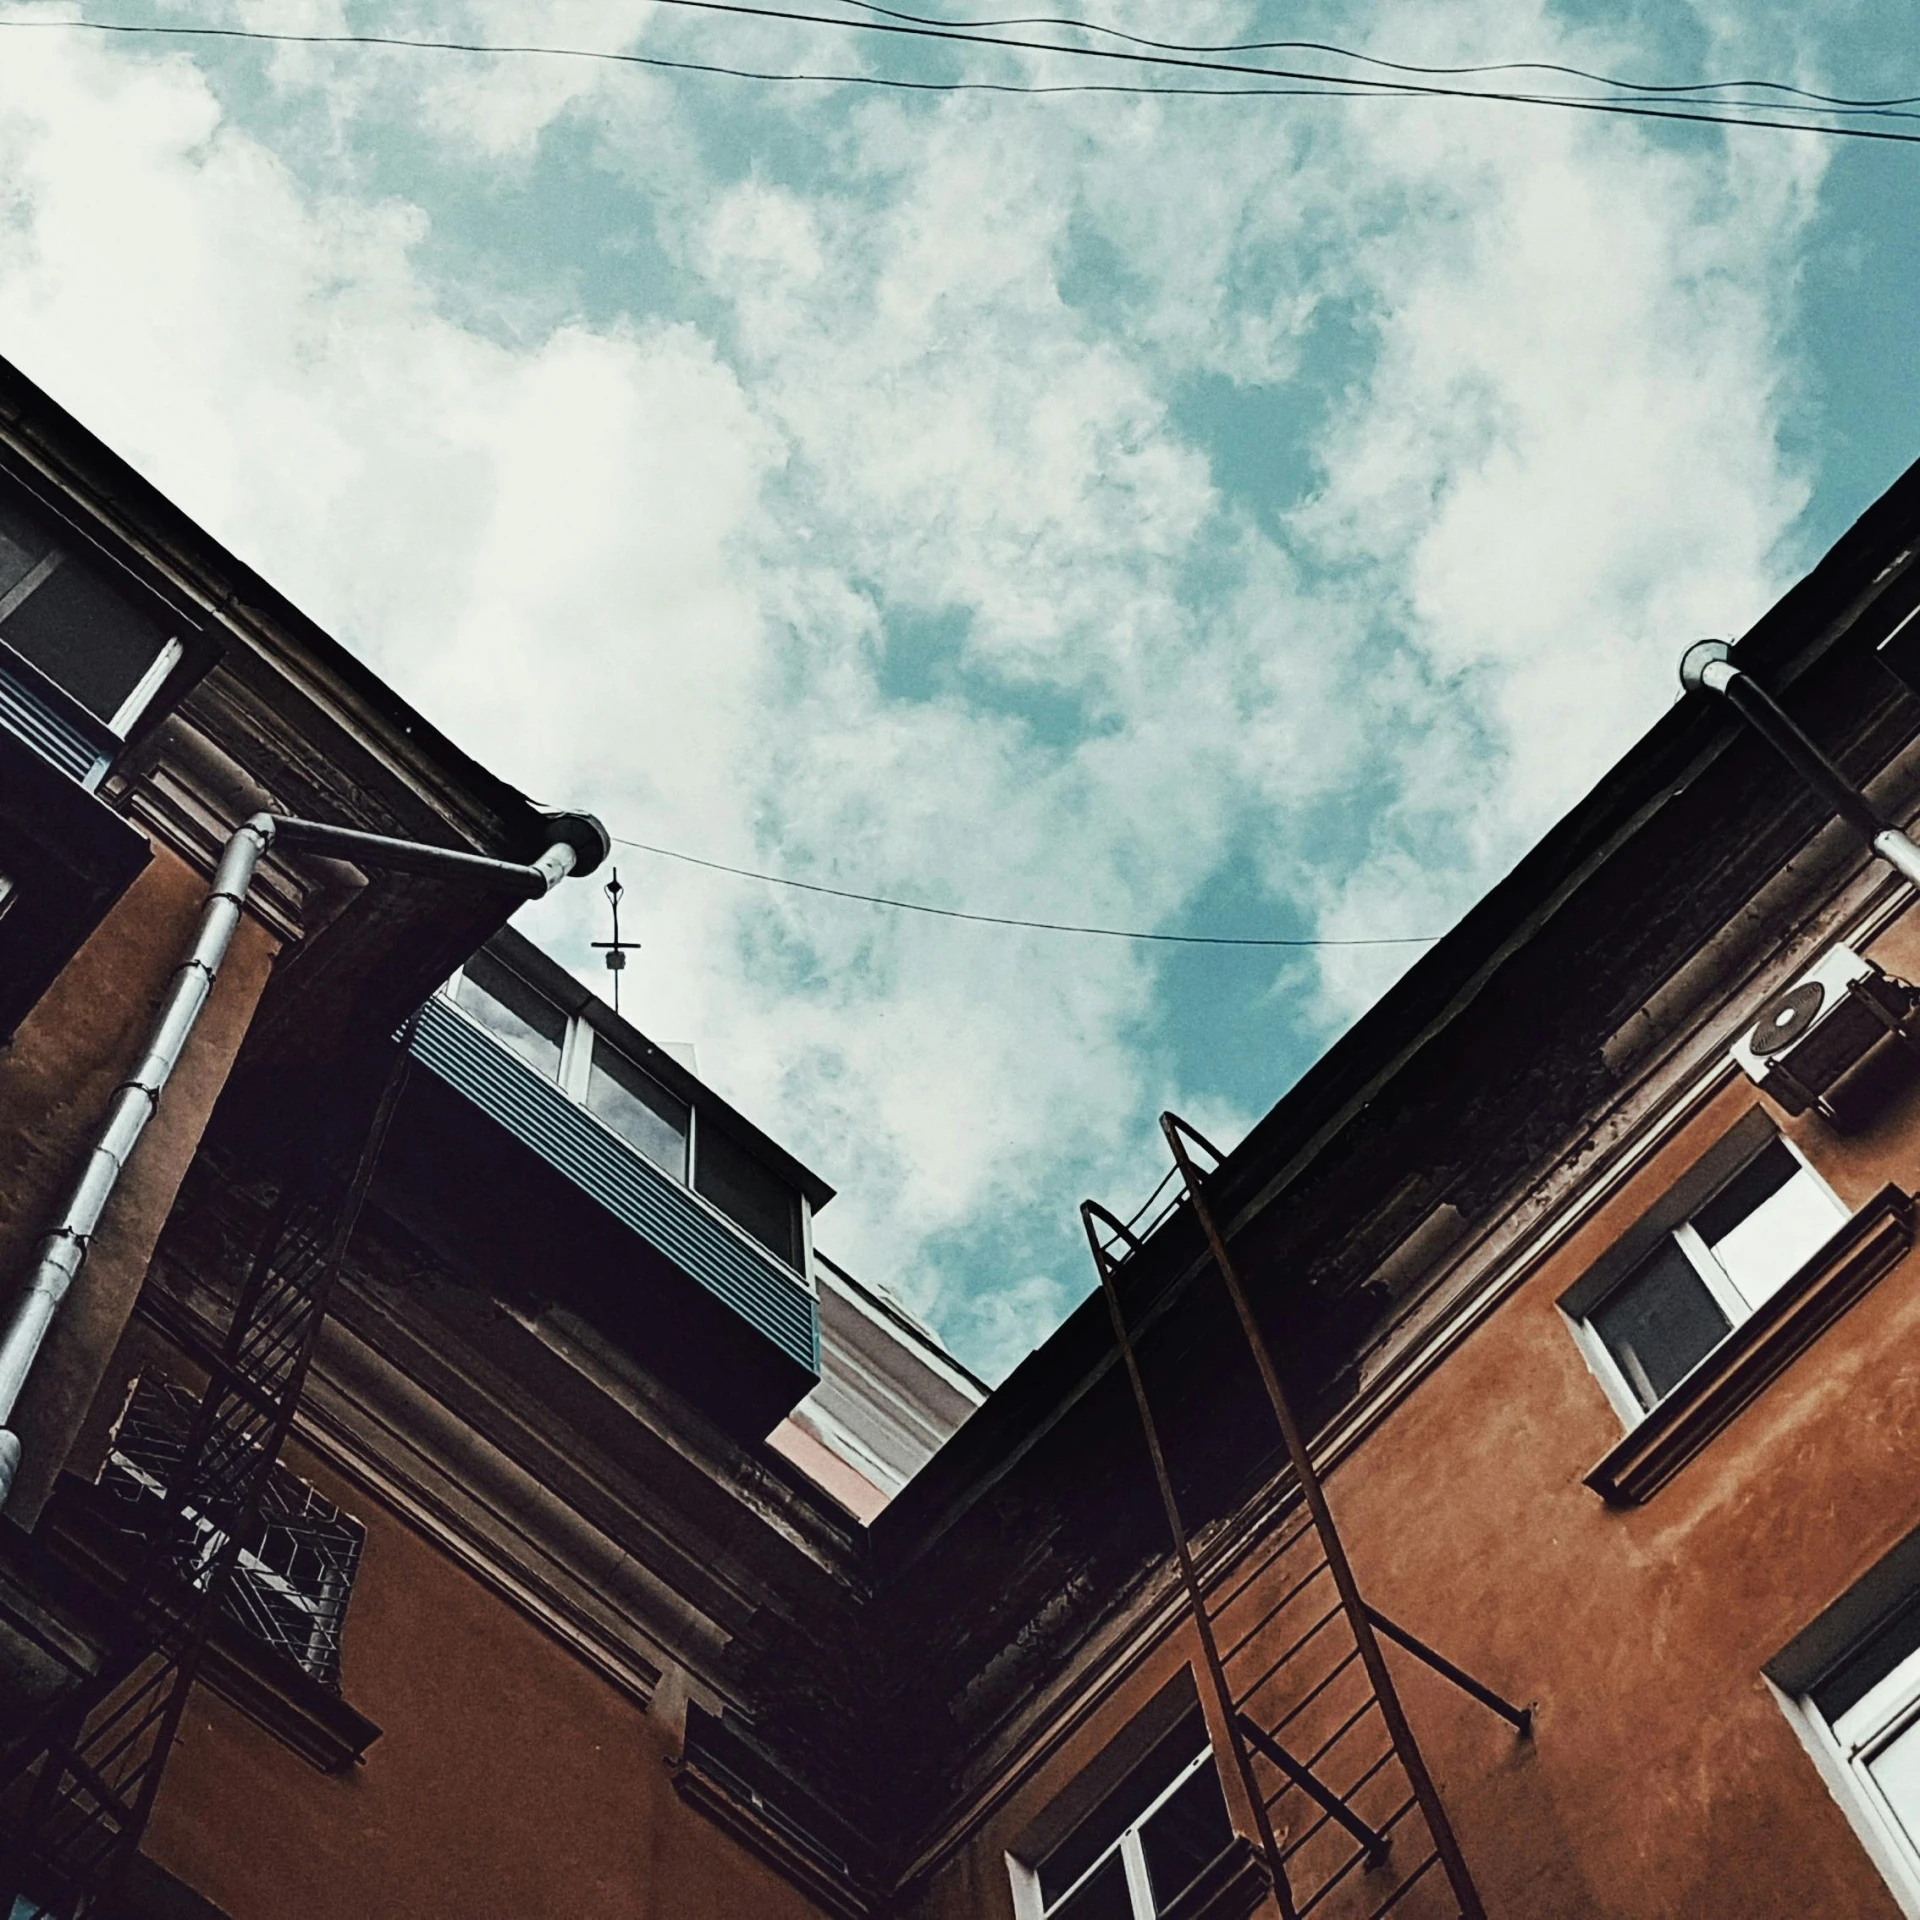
[0,806,606,1507]
[1681,638,1920,888]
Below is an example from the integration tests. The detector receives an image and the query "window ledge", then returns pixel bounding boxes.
[40,1474,382,1774]
[669,1753,874,1920]
[1161,1837,1272,1920]
[1585,1184,1916,1507]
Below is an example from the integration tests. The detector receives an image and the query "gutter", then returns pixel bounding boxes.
[0,805,610,1507]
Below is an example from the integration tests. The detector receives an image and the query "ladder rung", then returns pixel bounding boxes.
[1233,1603,1345,1709]
[1204,1513,1317,1618]
[1278,1743,1397,1851]
[1362,1847,1445,1919]
[1296,1795,1420,1916]
[1218,1557,1332,1666]
[1269,1646,1365,1740]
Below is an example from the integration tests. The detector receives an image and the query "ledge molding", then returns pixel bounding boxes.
[670,1754,875,1920]
[1585,1183,1916,1507]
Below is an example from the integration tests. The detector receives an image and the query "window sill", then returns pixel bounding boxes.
[1161,1837,1272,1920]
[40,1474,382,1774]
[670,1753,873,1920]
[1585,1184,1916,1506]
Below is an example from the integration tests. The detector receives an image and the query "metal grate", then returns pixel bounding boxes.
[0,1048,410,1917]
[99,1377,363,1690]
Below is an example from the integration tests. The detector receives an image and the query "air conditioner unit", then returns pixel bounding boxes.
[1730,942,1920,1126]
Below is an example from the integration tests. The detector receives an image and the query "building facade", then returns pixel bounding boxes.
[6,343,1920,1920]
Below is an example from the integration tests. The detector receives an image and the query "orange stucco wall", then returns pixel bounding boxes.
[0,842,278,1520]
[904,910,1920,1920]
[142,1435,835,1920]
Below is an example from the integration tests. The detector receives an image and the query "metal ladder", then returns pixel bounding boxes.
[1081,1112,1530,1920]
[0,1048,410,1918]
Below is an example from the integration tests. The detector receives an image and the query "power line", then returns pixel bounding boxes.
[609,834,1441,946]
[5,14,1919,141]
[820,0,1920,115]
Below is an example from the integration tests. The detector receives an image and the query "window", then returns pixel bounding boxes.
[441,940,814,1279]
[1026,1710,1236,1920]
[0,493,181,738]
[1780,1595,1920,1914]
[100,1376,365,1689]
[1575,1136,1848,1417]
[453,949,567,1081]
[696,1123,803,1269]
[588,1036,689,1177]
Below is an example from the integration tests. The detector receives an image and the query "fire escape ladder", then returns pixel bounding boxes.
[0,1046,412,1918]
[1079,1111,1530,1920]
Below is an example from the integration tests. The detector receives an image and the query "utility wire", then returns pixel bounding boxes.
[6,14,1920,140]
[610,834,1441,946]
[821,0,1920,114]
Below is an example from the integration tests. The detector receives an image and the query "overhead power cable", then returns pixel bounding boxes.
[609,834,1441,947]
[822,0,1920,114]
[6,14,1920,141]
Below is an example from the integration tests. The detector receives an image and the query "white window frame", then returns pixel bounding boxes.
[438,968,812,1287]
[1009,1747,1216,1920]
[1777,1654,1920,1919]
[1570,1135,1848,1427]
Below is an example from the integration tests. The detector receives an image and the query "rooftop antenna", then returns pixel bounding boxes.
[591,868,640,1013]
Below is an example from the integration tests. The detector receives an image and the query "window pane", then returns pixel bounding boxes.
[1591,1240,1731,1410]
[1045,1854,1134,1920]
[0,496,52,599]
[1696,1143,1844,1310]
[1038,1717,1209,1906]
[1816,1598,1920,1726]
[1140,1763,1233,1911]
[453,952,566,1080]
[588,1040,690,1177]
[1868,1720,1920,1857]
[0,555,169,722]
[695,1125,801,1268]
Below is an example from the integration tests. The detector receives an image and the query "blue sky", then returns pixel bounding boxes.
[0,0,1913,1377]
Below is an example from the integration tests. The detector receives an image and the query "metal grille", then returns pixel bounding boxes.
[0,1049,409,1918]
[1082,1112,1531,1920]
[99,1377,363,1690]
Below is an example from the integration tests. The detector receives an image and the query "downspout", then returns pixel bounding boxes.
[1679,638,1920,888]
[0,805,609,1507]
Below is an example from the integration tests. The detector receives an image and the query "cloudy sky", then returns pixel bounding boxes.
[1,0,1913,1377]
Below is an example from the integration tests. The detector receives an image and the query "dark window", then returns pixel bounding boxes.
[454,950,567,1080]
[0,497,172,725]
[1589,1240,1732,1411]
[1580,1135,1846,1415]
[696,1124,802,1269]
[0,498,50,598]
[1051,1857,1133,1920]
[1813,1596,1920,1724]
[588,1038,690,1177]
[1036,1707,1234,1918]
[1140,1760,1236,1909]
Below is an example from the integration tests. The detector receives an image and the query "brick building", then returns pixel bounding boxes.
[7,346,1920,1920]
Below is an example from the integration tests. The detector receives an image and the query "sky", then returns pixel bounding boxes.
[0,0,1914,1380]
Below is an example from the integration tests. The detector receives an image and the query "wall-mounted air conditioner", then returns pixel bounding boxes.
[1730,942,1920,1128]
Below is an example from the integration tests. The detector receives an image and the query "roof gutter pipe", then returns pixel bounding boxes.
[0,805,609,1509]
[1679,638,1920,890]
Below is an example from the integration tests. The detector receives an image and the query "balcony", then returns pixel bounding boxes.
[382,932,827,1442]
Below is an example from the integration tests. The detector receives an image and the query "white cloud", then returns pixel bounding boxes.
[0,2,1828,1374]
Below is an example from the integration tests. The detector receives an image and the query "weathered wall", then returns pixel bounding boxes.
[0,843,278,1521]
[901,912,1920,1920]
[142,1431,836,1920]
